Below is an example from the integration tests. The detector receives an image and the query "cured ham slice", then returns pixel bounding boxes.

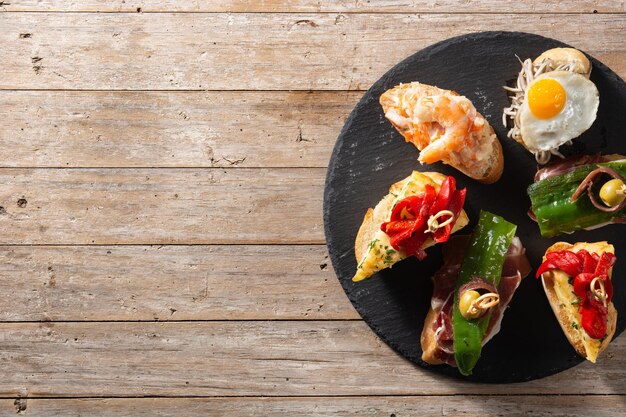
[534,154,606,182]
[421,235,531,366]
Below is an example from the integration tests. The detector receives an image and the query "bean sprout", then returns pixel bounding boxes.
[466,292,500,319]
[502,56,576,164]
[424,210,455,234]
[590,277,608,307]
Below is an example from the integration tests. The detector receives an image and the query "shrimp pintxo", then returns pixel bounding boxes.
[380,82,504,184]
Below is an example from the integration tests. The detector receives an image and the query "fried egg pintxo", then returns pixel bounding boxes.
[503,48,599,164]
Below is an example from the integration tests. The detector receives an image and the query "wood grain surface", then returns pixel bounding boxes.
[2,0,625,13]
[1,1,625,415]
[0,168,324,244]
[1,13,625,90]
[0,321,623,397]
[0,245,349,321]
[0,91,351,168]
[1,396,624,417]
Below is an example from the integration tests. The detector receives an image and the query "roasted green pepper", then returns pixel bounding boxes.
[452,211,517,376]
[528,160,626,237]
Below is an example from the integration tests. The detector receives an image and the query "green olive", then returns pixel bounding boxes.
[459,290,481,320]
[599,179,626,207]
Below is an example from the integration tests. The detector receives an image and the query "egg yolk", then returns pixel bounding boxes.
[527,78,567,119]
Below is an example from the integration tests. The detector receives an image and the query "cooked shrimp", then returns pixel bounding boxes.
[380,83,488,170]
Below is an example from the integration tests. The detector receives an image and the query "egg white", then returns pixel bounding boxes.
[519,71,599,153]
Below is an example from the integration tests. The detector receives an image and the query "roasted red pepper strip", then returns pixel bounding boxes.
[580,250,598,276]
[535,260,555,278]
[582,295,608,339]
[429,176,454,216]
[595,252,616,277]
[379,176,465,259]
[383,220,415,235]
[403,185,436,259]
[537,249,616,339]
[538,251,582,278]
[605,275,614,304]
[389,195,419,220]
[415,185,437,230]
[429,176,459,244]
[433,223,451,244]
[573,273,595,300]
[434,187,467,243]
[405,233,428,260]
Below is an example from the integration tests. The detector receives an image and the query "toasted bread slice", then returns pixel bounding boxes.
[541,241,617,363]
[421,305,446,365]
[353,171,469,282]
[380,82,503,184]
[533,47,591,78]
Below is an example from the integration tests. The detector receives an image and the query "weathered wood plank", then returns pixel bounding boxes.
[0,168,324,244]
[0,245,353,321]
[0,321,624,396]
[1,13,625,90]
[2,396,624,417]
[0,91,353,168]
[1,0,623,13]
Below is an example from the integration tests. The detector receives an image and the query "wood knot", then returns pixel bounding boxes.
[14,398,27,414]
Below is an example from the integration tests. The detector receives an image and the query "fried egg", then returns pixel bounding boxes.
[519,71,599,153]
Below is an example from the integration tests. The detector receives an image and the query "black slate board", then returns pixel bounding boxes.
[323,31,626,383]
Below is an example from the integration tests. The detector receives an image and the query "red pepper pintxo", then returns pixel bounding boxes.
[381,176,466,260]
[537,249,615,339]
[353,171,469,282]
[537,241,618,363]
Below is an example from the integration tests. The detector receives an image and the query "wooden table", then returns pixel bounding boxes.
[0,1,625,415]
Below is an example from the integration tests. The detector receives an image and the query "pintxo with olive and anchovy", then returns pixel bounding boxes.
[527,154,626,237]
[421,211,531,375]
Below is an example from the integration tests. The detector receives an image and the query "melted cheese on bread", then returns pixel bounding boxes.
[353,171,468,282]
[541,241,614,363]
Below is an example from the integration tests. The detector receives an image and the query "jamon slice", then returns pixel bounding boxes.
[421,236,531,366]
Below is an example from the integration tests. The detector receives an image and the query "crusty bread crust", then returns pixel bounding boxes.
[379,83,450,114]
[541,242,617,362]
[453,124,503,184]
[379,83,503,184]
[354,171,469,277]
[533,47,591,78]
[421,304,445,365]
[354,174,409,263]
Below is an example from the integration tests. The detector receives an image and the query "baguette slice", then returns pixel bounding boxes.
[533,47,592,78]
[421,304,449,365]
[353,171,469,282]
[380,82,503,184]
[540,241,617,363]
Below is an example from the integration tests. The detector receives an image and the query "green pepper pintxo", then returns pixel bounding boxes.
[452,211,517,376]
[528,160,626,237]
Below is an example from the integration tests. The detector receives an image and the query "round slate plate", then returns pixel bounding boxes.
[323,31,626,383]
